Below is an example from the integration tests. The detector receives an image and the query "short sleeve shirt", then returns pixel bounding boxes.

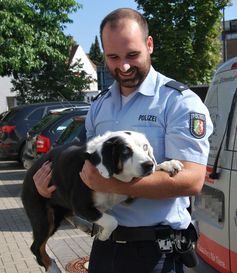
[85,66,213,229]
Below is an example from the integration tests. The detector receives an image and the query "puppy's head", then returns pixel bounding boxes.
[86,131,156,182]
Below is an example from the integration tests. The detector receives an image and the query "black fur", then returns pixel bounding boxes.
[21,131,179,271]
[21,142,104,268]
[101,136,133,177]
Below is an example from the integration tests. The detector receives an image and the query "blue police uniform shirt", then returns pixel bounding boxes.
[86,66,213,230]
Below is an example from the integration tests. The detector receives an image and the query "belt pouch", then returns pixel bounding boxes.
[174,221,200,268]
[174,241,199,268]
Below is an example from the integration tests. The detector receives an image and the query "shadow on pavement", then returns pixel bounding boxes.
[0,182,23,197]
[0,170,26,181]
[0,160,24,170]
[0,207,77,232]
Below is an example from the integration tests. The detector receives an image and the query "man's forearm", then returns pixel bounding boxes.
[103,161,206,199]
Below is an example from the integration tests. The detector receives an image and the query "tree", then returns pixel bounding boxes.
[1,0,95,103]
[89,36,104,66]
[11,59,94,104]
[0,0,80,77]
[135,0,231,85]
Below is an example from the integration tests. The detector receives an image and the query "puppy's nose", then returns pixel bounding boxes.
[141,160,154,175]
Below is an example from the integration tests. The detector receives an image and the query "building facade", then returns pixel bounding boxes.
[223,19,237,61]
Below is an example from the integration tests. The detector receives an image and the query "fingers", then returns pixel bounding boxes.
[79,160,89,182]
[80,160,106,191]
[80,160,95,181]
[33,161,56,198]
[33,161,51,179]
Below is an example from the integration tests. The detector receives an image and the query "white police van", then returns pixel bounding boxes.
[192,57,237,272]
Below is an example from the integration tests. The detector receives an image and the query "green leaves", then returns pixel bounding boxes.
[136,0,231,85]
[89,36,104,66]
[1,0,94,103]
[11,59,94,104]
[0,0,79,76]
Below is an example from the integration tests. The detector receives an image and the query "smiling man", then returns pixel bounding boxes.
[34,8,213,273]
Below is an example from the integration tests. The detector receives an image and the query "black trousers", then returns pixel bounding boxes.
[88,238,186,273]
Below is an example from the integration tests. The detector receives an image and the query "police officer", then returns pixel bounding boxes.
[34,8,213,273]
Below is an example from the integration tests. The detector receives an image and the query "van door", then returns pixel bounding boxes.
[229,102,237,271]
[193,63,237,273]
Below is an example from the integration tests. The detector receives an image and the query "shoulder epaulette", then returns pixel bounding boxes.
[165,80,189,93]
[92,88,110,101]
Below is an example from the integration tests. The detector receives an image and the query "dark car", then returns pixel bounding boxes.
[22,107,89,169]
[0,111,8,120]
[0,101,89,162]
[53,115,86,147]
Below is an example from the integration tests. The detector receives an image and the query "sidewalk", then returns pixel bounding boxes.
[0,161,93,273]
[0,161,215,273]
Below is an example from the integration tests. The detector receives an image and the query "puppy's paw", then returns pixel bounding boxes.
[97,229,111,241]
[156,160,183,176]
[94,213,118,241]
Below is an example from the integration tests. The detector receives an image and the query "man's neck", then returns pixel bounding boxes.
[120,87,136,97]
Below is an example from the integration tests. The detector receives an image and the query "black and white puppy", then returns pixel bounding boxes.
[21,130,183,273]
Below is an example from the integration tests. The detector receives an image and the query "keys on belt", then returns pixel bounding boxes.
[157,238,173,253]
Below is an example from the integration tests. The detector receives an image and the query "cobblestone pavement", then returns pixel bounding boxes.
[0,161,93,273]
[0,161,217,273]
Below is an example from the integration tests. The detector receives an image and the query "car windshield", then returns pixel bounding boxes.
[29,112,62,134]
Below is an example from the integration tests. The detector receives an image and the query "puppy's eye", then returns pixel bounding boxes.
[122,146,132,156]
[143,144,148,151]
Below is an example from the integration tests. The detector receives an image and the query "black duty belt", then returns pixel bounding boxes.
[110,225,175,242]
[108,223,200,268]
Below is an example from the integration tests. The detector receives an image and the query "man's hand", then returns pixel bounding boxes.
[80,160,112,192]
[33,161,56,198]
[80,160,206,199]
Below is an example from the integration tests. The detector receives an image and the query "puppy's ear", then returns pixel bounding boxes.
[101,140,116,177]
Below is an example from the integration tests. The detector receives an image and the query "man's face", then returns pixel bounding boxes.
[102,19,153,95]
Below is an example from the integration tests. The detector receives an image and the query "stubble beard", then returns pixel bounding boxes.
[107,59,151,90]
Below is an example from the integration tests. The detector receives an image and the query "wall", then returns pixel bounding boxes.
[0,77,17,113]
[72,45,98,91]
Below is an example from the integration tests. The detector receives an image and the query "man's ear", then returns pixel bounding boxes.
[147,36,153,54]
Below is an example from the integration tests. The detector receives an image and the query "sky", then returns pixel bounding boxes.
[63,0,237,53]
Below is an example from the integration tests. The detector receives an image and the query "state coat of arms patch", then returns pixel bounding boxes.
[190,113,206,138]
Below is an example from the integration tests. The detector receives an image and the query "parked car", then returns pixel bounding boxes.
[0,101,89,162]
[22,107,88,169]
[53,115,86,147]
[0,111,8,120]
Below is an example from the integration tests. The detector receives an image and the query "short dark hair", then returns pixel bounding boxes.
[100,8,149,47]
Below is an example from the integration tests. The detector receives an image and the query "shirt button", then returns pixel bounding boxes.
[115,121,119,124]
